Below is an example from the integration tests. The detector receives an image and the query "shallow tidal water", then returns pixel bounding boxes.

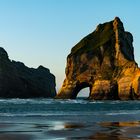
[0,98,140,139]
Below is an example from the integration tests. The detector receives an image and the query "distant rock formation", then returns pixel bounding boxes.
[56,17,140,100]
[0,47,56,98]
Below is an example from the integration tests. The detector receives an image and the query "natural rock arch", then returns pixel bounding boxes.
[71,82,91,99]
[56,17,140,100]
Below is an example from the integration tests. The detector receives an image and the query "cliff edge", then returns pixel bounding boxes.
[56,17,140,100]
[0,47,56,98]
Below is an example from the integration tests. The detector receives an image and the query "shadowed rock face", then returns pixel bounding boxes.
[56,17,140,100]
[0,47,56,98]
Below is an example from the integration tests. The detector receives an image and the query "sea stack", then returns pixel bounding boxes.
[0,47,56,98]
[56,17,140,100]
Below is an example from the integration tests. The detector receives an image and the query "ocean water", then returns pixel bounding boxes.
[0,98,140,139]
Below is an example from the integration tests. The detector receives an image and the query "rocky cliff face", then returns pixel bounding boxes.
[56,17,140,100]
[0,47,56,98]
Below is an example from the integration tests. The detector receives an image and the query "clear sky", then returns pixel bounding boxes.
[0,0,140,92]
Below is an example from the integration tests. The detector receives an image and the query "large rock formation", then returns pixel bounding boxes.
[56,17,140,100]
[0,47,56,98]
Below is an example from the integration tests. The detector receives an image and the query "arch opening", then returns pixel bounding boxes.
[77,87,90,98]
[71,82,91,99]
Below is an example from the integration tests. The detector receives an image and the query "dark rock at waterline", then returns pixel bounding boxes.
[56,17,140,100]
[0,47,56,98]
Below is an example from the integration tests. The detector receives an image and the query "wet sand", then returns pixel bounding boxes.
[0,99,140,139]
[0,121,140,140]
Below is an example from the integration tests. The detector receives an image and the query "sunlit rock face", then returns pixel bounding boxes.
[0,47,56,98]
[56,17,140,100]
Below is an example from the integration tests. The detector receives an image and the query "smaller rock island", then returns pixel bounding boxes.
[56,17,140,100]
[0,47,56,98]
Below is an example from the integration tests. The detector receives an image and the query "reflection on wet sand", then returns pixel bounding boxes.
[0,121,140,140]
[48,121,140,140]
[86,133,134,140]
[100,121,140,127]
[94,121,140,140]
[64,123,85,129]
